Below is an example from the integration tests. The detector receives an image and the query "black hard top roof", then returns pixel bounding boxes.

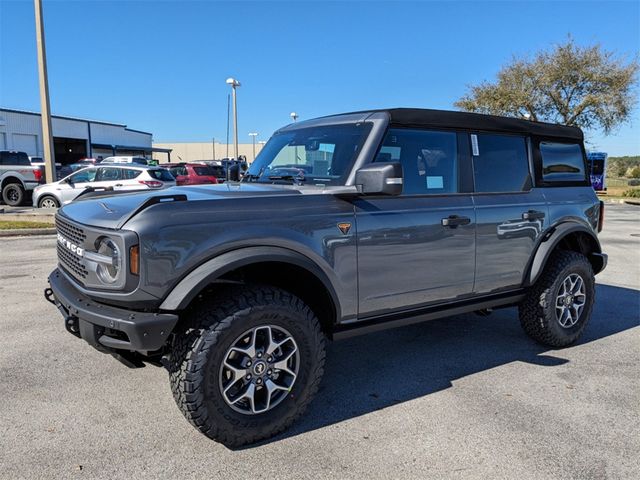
[340,108,583,140]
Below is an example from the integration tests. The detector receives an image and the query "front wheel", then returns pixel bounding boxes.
[519,250,595,347]
[38,195,60,209]
[168,286,326,447]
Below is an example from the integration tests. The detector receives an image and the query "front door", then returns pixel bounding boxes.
[59,168,97,204]
[355,128,476,318]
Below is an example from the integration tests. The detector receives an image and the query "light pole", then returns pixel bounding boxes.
[248,132,258,161]
[34,0,55,183]
[226,78,241,162]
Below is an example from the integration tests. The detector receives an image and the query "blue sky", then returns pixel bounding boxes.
[1,0,639,155]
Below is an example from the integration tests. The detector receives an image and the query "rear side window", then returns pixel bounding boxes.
[472,134,530,192]
[148,169,175,181]
[194,166,215,176]
[96,167,122,181]
[210,166,224,177]
[121,169,142,180]
[540,142,586,182]
[375,129,458,194]
[0,151,30,165]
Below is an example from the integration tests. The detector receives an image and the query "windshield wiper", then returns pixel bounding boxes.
[267,175,306,184]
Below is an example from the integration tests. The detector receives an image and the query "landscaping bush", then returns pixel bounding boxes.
[627,179,640,186]
[622,188,640,198]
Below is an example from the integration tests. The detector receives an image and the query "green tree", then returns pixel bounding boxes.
[455,38,638,134]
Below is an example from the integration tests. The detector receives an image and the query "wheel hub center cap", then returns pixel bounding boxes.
[565,295,574,306]
[252,361,267,376]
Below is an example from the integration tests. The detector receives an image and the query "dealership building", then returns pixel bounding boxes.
[0,107,170,164]
[152,141,265,163]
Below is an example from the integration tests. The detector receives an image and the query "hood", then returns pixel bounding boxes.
[58,183,303,229]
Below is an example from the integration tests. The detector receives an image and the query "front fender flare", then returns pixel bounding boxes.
[526,222,603,286]
[159,246,341,315]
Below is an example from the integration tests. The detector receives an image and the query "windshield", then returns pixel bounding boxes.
[245,123,372,186]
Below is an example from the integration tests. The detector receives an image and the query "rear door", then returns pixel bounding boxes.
[119,168,143,189]
[355,128,476,318]
[470,133,548,293]
[94,166,123,189]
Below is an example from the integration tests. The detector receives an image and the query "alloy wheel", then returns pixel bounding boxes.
[555,273,586,328]
[218,325,299,415]
[40,198,58,208]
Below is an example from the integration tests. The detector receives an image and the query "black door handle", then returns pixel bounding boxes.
[522,210,545,221]
[441,215,471,227]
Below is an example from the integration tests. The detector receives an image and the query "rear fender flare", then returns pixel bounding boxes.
[526,222,602,286]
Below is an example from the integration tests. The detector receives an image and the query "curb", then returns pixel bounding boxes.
[600,198,640,205]
[0,228,56,237]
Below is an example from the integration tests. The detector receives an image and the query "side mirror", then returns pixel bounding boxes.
[355,162,403,195]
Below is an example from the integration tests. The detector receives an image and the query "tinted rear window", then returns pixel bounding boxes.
[148,169,175,181]
[194,166,216,176]
[540,142,586,182]
[0,151,31,166]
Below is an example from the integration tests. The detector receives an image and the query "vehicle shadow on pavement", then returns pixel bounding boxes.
[249,283,639,448]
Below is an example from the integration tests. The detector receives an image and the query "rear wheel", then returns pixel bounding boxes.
[519,250,595,347]
[38,195,60,209]
[2,183,25,206]
[168,286,326,447]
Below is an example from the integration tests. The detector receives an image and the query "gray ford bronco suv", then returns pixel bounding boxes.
[46,108,607,446]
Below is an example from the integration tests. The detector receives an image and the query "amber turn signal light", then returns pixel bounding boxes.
[130,245,140,275]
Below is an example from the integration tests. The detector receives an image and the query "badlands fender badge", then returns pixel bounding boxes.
[337,222,352,235]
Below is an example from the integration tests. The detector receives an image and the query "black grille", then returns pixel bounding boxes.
[56,216,86,245]
[57,243,88,279]
[55,216,88,281]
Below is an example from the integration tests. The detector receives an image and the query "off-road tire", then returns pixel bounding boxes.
[38,195,60,209]
[519,250,595,347]
[168,286,326,447]
[2,183,25,206]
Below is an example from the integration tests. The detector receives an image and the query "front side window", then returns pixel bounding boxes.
[69,168,97,183]
[375,129,458,195]
[472,134,530,192]
[540,142,586,182]
[245,123,373,186]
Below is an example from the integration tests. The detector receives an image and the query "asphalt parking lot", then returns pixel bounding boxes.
[1,204,638,479]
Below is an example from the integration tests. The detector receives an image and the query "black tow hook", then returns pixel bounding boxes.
[44,287,56,306]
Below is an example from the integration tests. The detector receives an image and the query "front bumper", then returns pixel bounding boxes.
[47,268,178,353]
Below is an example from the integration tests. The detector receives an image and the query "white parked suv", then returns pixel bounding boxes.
[32,164,176,208]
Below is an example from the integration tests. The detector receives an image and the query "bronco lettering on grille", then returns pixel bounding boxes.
[57,233,84,257]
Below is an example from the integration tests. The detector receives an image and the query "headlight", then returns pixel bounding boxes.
[95,237,121,284]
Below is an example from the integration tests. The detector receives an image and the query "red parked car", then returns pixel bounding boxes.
[159,163,219,186]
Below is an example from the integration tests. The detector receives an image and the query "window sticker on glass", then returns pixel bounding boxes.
[426,176,444,189]
[471,134,479,156]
